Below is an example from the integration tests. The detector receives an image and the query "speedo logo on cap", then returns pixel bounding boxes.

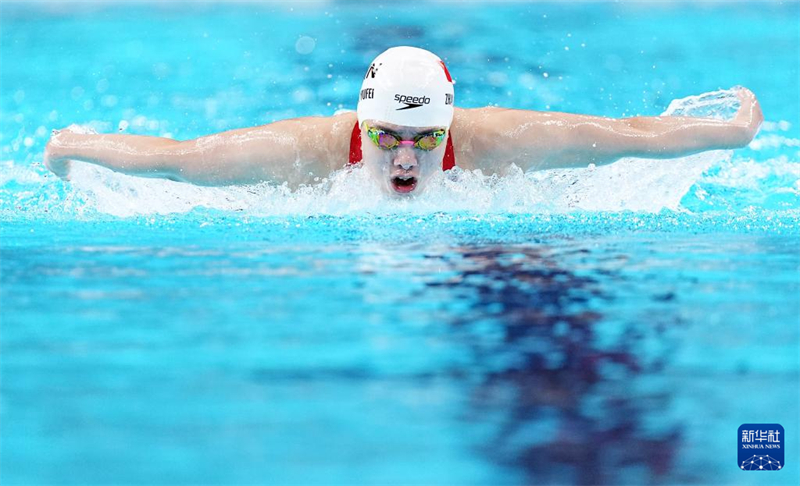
[394,94,431,111]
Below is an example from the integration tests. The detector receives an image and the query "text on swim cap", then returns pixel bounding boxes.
[394,94,431,105]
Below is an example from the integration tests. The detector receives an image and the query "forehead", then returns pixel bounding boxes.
[368,120,444,135]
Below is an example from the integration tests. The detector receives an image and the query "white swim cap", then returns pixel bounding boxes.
[357,46,455,129]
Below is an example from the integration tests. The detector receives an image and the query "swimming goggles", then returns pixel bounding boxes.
[364,123,447,151]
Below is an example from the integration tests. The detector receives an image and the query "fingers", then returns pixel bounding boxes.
[44,157,69,180]
[734,87,761,119]
[736,86,755,99]
[731,87,763,143]
[44,143,72,181]
[53,160,72,181]
[735,87,756,114]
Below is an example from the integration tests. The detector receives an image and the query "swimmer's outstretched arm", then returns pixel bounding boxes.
[462,87,763,171]
[44,113,355,185]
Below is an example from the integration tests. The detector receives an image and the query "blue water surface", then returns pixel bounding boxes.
[1,2,799,485]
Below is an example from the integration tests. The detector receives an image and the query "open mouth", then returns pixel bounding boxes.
[391,175,418,194]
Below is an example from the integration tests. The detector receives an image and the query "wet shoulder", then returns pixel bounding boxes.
[303,111,357,172]
[450,107,505,171]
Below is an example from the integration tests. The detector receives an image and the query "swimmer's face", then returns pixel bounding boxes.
[360,120,448,196]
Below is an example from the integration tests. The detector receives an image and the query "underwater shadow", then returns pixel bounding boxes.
[425,244,683,485]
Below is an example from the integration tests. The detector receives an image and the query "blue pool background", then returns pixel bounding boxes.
[1,1,799,485]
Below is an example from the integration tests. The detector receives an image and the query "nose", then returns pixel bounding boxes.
[392,145,418,171]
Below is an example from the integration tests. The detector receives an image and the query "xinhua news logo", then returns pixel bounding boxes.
[738,424,784,471]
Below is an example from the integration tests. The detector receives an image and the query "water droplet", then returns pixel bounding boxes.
[295,36,316,55]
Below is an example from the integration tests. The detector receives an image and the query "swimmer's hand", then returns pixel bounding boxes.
[733,86,764,144]
[44,130,73,181]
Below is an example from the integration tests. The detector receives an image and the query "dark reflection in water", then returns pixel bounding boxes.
[427,245,681,485]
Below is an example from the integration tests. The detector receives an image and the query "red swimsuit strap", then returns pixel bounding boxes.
[442,132,455,171]
[348,121,456,170]
[348,122,362,165]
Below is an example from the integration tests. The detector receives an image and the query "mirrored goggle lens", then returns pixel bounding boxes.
[415,130,446,150]
[376,132,400,149]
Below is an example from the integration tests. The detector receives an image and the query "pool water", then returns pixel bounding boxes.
[1,2,799,485]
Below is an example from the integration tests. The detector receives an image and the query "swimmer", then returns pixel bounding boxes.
[44,46,763,196]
